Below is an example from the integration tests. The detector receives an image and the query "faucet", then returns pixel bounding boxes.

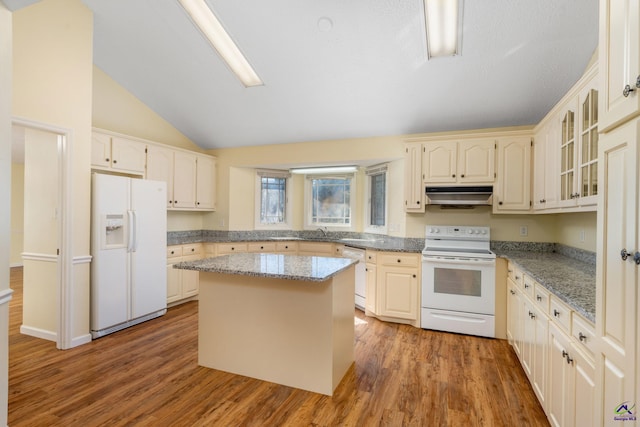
[317,226,328,237]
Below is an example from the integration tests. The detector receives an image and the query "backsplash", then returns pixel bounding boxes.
[491,240,596,265]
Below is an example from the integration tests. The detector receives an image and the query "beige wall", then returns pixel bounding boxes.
[92,66,202,152]
[10,163,24,266]
[0,3,11,424]
[13,0,94,344]
[555,211,597,251]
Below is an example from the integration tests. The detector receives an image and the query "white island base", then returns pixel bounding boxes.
[198,266,355,396]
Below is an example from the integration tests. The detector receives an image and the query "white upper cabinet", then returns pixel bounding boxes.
[422,141,457,184]
[195,154,217,210]
[91,131,146,175]
[457,139,495,184]
[422,139,494,185]
[403,142,425,212]
[172,151,198,210]
[146,144,175,208]
[533,119,559,211]
[493,137,531,213]
[577,85,599,207]
[599,0,640,132]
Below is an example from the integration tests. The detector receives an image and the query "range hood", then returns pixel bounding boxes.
[425,186,493,206]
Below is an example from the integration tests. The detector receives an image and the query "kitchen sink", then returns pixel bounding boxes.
[339,238,381,243]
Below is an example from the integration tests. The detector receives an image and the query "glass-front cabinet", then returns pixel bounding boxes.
[558,81,599,210]
[559,110,576,206]
[579,88,598,206]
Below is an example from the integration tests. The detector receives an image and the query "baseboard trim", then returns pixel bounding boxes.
[20,325,57,342]
[70,334,92,348]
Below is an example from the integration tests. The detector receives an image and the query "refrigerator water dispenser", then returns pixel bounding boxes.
[103,214,125,248]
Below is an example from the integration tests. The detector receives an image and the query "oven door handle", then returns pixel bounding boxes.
[422,256,496,267]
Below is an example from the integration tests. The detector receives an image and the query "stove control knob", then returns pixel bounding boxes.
[468,229,473,234]
[481,230,487,234]
[434,228,439,233]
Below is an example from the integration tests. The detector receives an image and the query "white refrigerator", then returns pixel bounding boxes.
[91,173,167,338]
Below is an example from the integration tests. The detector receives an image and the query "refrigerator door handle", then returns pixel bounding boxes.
[131,210,138,253]
[127,210,135,252]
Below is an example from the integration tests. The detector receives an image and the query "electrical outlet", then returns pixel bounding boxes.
[580,229,585,242]
[519,225,528,237]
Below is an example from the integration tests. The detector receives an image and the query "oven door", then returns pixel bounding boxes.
[421,255,496,315]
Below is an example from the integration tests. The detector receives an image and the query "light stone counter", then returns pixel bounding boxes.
[174,253,357,396]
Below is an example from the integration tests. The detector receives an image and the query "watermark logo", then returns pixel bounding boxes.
[614,402,637,421]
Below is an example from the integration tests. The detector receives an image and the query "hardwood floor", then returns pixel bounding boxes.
[8,267,549,426]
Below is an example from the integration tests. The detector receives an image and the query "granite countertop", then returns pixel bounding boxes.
[495,249,596,323]
[174,253,357,282]
[167,230,424,253]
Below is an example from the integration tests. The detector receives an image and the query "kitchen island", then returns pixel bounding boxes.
[175,253,357,396]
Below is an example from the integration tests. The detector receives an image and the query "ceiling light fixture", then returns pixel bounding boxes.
[290,166,358,175]
[424,0,463,59]
[178,0,263,87]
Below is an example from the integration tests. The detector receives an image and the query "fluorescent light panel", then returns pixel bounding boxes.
[290,166,358,175]
[424,0,462,59]
[178,0,263,87]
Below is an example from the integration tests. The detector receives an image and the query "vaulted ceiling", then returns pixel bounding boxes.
[9,0,599,150]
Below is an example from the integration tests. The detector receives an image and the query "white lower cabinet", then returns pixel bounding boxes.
[368,252,420,324]
[166,244,201,304]
[507,269,595,427]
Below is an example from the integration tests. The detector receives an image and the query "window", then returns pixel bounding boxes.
[305,174,355,228]
[255,170,291,229]
[366,164,388,232]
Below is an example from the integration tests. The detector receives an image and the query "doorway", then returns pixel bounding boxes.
[10,118,71,349]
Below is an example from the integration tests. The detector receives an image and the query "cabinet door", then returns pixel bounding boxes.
[521,298,535,379]
[91,132,111,168]
[571,346,596,427]
[532,306,549,408]
[378,265,418,320]
[595,119,638,424]
[577,85,599,207]
[494,137,531,212]
[182,270,199,297]
[146,145,174,208]
[423,142,457,183]
[365,263,377,314]
[196,155,217,210]
[166,263,182,304]
[532,132,547,210]
[172,151,197,209]
[599,0,640,132]
[558,105,579,208]
[506,281,522,356]
[547,322,574,427]
[110,137,146,175]
[403,142,424,211]
[457,139,495,183]
[544,119,560,209]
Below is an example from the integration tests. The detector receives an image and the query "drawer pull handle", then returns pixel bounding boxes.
[578,332,587,342]
[412,274,417,278]
[510,290,515,295]
[397,259,401,263]
[553,309,560,317]
[536,295,542,301]
[524,283,529,289]
[515,275,520,280]
[562,350,573,364]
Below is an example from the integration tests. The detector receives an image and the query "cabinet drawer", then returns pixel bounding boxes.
[167,246,182,259]
[275,242,298,252]
[533,283,550,312]
[378,253,419,268]
[182,244,202,257]
[247,242,277,252]
[507,263,523,287]
[522,275,535,299]
[365,250,378,264]
[571,314,596,359]
[549,296,572,333]
[216,243,247,255]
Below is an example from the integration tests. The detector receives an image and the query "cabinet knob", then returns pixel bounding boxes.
[412,274,416,278]
[197,202,200,205]
[451,174,456,178]
[285,246,288,249]
[397,259,401,263]
[461,174,465,178]
[231,247,235,251]
[261,246,264,249]
[636,74,640,88]
[498,201,503,205]
[620,248,638,262]
[105,158,110,162]
[553,309,560,317]
[113,159,117,164]
[417,200,420,205]
[578,332,587,342]
[623,84,635,98]
[191,248,195,252]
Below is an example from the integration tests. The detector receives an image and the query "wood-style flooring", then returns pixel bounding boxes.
[8,267,549,426]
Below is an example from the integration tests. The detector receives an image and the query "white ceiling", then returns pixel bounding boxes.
[11,0,599,150]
